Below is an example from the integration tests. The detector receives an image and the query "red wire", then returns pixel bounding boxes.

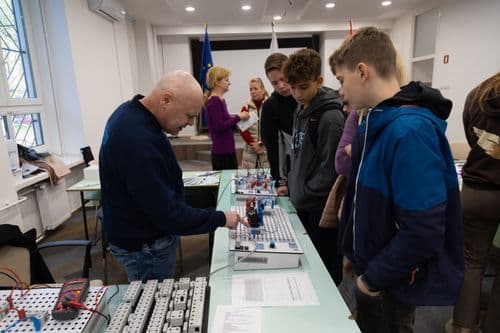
[93,286,107,309]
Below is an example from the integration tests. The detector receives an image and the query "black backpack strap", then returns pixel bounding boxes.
[309,105,347,148]
[308,110,324,148]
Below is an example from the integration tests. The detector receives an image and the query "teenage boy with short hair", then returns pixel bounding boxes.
[330,26,464,332]
[261,53,297,196]
[282,48,345,284]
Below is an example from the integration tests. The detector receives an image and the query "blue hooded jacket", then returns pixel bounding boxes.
[339,82,464,305]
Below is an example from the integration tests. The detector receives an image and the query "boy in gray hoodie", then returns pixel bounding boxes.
[282,48,345,284]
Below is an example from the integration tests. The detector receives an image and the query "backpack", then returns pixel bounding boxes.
[308,108,346,148]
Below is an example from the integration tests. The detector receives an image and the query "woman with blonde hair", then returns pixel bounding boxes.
[446,72,500,333]
[239,77,270,169]
[205,66,250,170]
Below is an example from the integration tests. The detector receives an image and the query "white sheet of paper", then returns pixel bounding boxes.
[212,306,262,333]
[231,272,319,307]
[236,111,259,132]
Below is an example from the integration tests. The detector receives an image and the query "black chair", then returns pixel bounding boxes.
[0,225,91,285]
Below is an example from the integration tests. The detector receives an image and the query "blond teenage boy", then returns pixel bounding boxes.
[330,27,464,332]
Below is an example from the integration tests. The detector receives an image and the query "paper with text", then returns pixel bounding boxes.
[237,111,259,132]
[231,272,319,307]
[212,306,261,333]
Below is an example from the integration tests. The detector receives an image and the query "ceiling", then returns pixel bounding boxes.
[122,0,437,26]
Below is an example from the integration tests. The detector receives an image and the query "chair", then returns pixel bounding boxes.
[0,225,91,286]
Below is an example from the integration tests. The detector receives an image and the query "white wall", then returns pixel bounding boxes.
[391,0,500,142]
[135,20,158,95]
[433,0,500,141]
[60,0,137,157]
[390,12,413,81]
[160,36,195,136]
[41,0,85,156]
[321,31,346,90]
[211,47,300,116]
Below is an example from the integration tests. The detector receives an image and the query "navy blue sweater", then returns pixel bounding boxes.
[99,95,225,251]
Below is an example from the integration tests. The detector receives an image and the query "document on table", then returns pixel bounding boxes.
[236,110,258,132]
[183,175,218,186]
[231,272,319,307]
[212,306,261,333]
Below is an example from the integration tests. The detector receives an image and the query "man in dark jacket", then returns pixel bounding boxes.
[260,53,297,195]
[99,71,246,282]
[331,27,463,333]
[282,48,345,284]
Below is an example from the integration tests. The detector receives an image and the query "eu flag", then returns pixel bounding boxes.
[198,27,213,128]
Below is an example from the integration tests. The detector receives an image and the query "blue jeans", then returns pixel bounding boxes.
[109,235,179,282]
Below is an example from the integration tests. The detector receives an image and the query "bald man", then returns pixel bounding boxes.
[99,71,246,282]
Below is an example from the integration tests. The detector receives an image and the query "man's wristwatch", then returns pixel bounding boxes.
[361,275,379,293]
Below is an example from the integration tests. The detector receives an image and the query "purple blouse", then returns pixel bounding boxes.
[206,96,240,154]
[335,110,359,176]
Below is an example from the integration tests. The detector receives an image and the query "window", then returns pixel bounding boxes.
[0,0,44,147]
[0,0,36,99]
[11,112,43,146]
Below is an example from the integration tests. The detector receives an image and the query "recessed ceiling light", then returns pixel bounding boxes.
[381,1,392,6]
[325,3,335,8]
[120,10,126,15]
[241,5,251,11]
[273,15,282,21]
[185,6,195,12]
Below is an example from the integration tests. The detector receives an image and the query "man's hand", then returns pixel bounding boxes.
[223,211,249,229]
[239,112,250,121]
[277,185,288,196]
[357,275,381,297]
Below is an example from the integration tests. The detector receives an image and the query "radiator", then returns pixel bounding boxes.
[35,179,71,230]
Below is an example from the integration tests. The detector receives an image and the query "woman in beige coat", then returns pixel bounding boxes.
[239,77,270,169]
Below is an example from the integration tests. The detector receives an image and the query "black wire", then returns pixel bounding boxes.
[107,285,119,304]
[92,309,110,325]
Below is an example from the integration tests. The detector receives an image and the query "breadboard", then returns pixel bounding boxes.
[229,206,303,270]
[231,170,277,196]
[0,287,107,332]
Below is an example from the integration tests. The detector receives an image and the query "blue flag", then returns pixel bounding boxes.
[198,27,213,128]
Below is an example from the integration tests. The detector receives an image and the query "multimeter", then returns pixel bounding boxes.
[52,278,89,321]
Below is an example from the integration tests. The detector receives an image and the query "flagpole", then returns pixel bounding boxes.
[198,23,214,133]
[270,21,278,53]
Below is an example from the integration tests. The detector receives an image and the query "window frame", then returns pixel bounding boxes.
[0,0,47,150]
